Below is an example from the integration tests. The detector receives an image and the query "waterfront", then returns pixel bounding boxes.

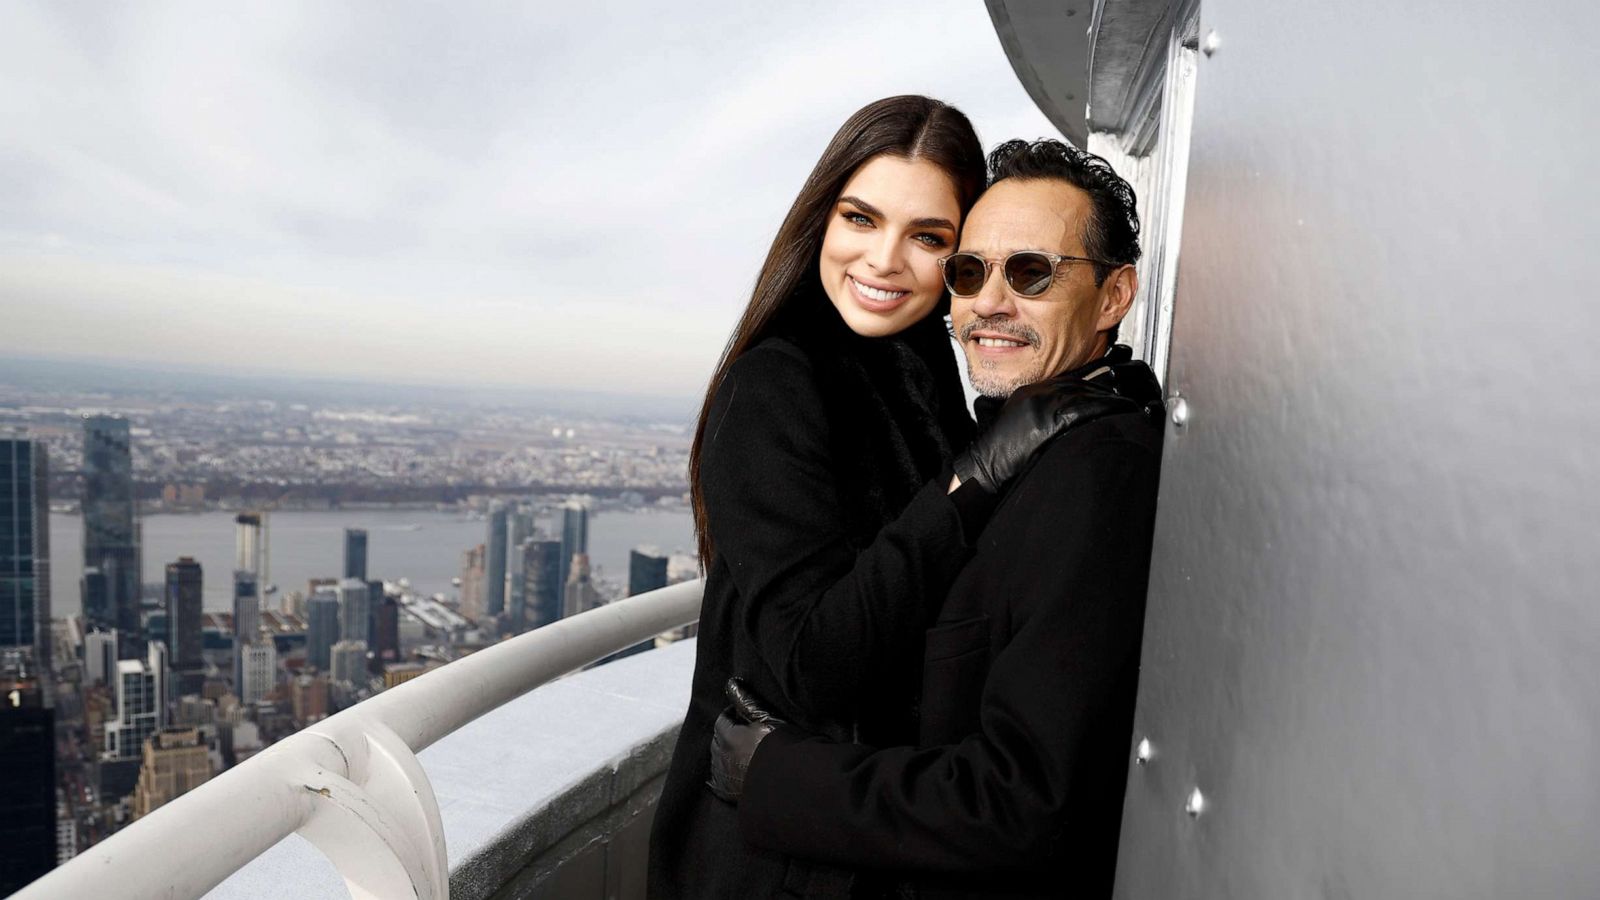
[48,506,697,615]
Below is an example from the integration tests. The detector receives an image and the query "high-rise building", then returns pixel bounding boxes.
[85,629,118,686]
[290,673,330,725]
[238,639,277,704]
[628,546,670,597]
[234,511,268,586]
[330,639,368,687]
[164,557,204,697]
[365,580,384,645]
[562,553,601,619]
[485,503,508,617]
[131,727,210,820]
[372,594,400,673]
[560,500,589,591]
[82,416,140,657]
[459,543,487,623]
[520,540,563,631]
[507,508,534,618]
[0,652,55,894]
[306,588,339,671]
[105,642,166,762]
[232,570,260,643]
[0,438,51,675]
[343,528,368,581]
[336,578,370,653]
[81,566,110,634]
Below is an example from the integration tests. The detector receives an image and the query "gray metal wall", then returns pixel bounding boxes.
[1114,0,1600,897]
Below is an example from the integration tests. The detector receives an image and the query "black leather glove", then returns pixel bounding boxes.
[953,376,1138,494]
[707,678,787,803]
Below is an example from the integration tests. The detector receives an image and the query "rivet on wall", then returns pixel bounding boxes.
[1135,737,1154,766]
[1169,396,1189,428]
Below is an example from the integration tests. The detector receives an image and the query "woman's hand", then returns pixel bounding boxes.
[952,377,1138,495]
[707,678,788,803]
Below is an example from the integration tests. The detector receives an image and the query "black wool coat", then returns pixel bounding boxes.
[739,349,1166,900]
[647,307,979,900]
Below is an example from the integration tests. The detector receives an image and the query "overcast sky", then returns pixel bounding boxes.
[0,2,1059,399]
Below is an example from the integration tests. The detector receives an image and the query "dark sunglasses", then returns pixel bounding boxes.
[938,250,1116,298]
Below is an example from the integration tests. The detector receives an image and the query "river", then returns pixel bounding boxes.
[48,506,697,616]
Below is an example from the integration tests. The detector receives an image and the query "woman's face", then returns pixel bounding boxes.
[818,155,961,338]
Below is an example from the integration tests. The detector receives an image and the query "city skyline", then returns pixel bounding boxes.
[0,3,1059,399]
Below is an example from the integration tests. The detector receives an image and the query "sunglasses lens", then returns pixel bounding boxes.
[1004,253,1056,296]
[944,254,988,296]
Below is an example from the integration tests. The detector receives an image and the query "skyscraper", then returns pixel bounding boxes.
[105,642,166,762]
[485,503,508,617]
[238,640,277,704]
[560,500,589,591]
[0,438,51,675]
[330,640,368,687]
[81,566,110,635]
[343,528,368,581]
[306,588,339,671]
[336,579,370,652]
[520,539,563,631]
[0,651,55,895]
[459,543,486,623]
[233,570,260,643]
[234,511,268,585]
[507,508,533,618]
[164,557,204,697]
[628,546,670,597]
[372,594,400,672]
[130,727,210,820]
[85,629,118,686]
[82,416,140,657]
[365,579,384,645]
[562,553,601,619]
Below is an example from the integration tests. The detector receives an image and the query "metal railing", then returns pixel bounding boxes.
[18,580,703,900]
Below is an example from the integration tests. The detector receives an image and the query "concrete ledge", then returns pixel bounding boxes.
[204,639,696,899]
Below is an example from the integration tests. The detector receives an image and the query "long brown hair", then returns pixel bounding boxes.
[690,95,985,566]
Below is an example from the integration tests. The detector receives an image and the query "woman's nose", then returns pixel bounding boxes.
[864,234,905,275]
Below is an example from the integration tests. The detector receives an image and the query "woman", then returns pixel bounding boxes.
[649,95,993,898]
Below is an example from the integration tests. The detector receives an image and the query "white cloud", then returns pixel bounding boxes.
[0,1,1060,399]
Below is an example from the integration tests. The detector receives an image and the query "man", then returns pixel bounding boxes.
[709,139,1165,898]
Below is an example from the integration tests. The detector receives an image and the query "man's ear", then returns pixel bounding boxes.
[1097,264,1138,332]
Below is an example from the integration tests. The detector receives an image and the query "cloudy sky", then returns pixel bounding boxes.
[0,2,1059,399]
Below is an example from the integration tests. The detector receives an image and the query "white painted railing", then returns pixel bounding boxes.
[18,580,703,900]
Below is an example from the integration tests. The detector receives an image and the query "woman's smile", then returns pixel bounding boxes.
[846,274,912,311]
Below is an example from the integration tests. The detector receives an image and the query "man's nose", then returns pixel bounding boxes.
[970,264,1016,319]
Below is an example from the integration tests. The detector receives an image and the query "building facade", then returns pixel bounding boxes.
[343,528,367,581]
[82,416,140,656]
[131,727,211,820]
[0,438,51,675]
[306,588,339,672]
[485,503,508,617]
[164,557,204,697]
[104,642,166,762]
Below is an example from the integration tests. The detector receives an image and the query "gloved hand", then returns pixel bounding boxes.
[707,678,787,803]
[953,376,1138,494]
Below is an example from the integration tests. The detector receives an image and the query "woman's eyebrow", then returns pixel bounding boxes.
[838,195,883,219]
[839,196,955,232]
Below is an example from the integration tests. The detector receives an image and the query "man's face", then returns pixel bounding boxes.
[951,178,1135,397]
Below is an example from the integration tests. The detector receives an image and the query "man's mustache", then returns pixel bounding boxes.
[958,317,1038,345]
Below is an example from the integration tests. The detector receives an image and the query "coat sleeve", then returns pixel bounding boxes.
[737,427,1161,871]
[701,344,980,720]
